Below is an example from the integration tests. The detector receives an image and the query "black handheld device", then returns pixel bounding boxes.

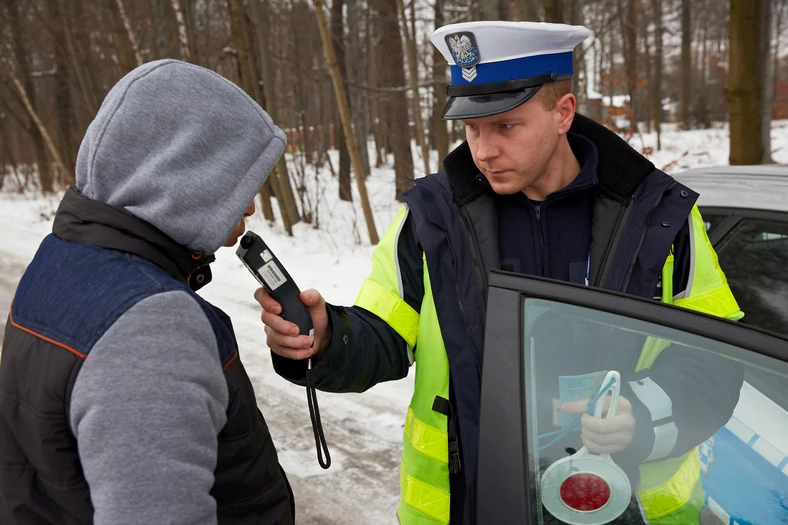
[236,231,314,338]
[236,230,331,469]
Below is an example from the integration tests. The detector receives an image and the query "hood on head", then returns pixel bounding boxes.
[75,59,286,254]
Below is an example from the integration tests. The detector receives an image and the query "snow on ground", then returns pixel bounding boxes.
[621,120,788,172]
[1,122,787,523]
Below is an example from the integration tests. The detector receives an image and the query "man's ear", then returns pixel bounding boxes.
[556,93,577,135]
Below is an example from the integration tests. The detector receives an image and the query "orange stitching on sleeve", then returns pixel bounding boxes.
[222,351,238,371]
[9,306,87,360]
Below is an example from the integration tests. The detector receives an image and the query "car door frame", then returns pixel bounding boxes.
[476,270,788,525]
[699,206,788,246]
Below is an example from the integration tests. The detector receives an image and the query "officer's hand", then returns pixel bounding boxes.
[561,396,636,454]
[254,287,332,361]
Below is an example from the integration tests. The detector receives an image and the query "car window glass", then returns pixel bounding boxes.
[701,213,729,234]
[522,298,788,525]
[715,219,788,337]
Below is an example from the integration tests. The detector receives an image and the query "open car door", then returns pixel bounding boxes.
[477,272,788,525]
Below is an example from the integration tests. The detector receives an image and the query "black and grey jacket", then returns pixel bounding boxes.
[1,59,295,525]
[0,190,295,525]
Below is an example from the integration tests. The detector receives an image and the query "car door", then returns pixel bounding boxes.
[477,271,788,525]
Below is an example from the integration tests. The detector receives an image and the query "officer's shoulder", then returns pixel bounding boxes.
[410,170,452,195]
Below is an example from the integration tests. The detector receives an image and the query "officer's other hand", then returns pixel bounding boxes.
[561,396,636,454]
[254,287,332,361]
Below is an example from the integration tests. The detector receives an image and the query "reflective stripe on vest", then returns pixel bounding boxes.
[356,280,419,347]
[673,206,743,320]
[638,449,702,520]
[405,407,449,464]
[355,206,420,361]
[400,462,451,524]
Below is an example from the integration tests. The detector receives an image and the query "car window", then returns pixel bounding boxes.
[521,298,788,525]
[715,219,788,337]
[701,213,730,235]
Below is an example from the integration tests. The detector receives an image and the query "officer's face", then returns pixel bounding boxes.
[462,93,574,197]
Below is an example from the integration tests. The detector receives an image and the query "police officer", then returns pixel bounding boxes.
[258,22,743,524]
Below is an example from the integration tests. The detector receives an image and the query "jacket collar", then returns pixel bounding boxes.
[52,187,214,291]
[443,113,656,205]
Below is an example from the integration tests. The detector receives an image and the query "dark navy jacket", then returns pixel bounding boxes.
[273,114,741,524]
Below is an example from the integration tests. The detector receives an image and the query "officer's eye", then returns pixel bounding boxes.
[499,123,515,130]
[465,123,479,132]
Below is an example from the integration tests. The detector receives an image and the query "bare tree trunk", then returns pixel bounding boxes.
[514,0,539,20]
[376,0,414,201]
[483,0,508,19]
[774,0,788,101]
[330,0,352,201]
[346,0,371,177]
[651,0,663,150]
[228,0,261,105]
[570,0,585,111]
[593,36,600,98]
[2,60,73,188]
[171,0,192,61]
[229,0,274,221]
[114,0,144,66]
[397,0,430,177]
[106,0,136,73]
[150,0,171,59]
[761,0,773,163]
[313,0,379,244]
[433,0,449,171]
[258,182,275,222]
[642,11,652,134]
[727,0,764,165]
[774,2,784,105]
[290,2,313,222]
[69,0,102,113]
[51,0,77,183]
[618,0,637,132]
[251,0,301,229]
[181,0,199,60]
[543,0,562,23]
[366,3,388,169]
[7,0,53,192]
[51,0,99,117]
[371,62,387,168]
[680,0,692,129]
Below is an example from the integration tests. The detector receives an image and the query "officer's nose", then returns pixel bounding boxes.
[474,129,500,163]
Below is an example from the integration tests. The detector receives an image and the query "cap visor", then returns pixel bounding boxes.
[442,86,542,120]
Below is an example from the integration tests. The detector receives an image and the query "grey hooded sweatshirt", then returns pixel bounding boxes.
[66,60,286,524]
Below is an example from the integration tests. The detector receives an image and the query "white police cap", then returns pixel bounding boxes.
[431,21,591,120]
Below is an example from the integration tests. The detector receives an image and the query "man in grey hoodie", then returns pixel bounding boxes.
[0,60,294,524]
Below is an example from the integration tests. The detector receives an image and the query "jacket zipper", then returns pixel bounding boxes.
[459,207,487,302]
[443,229,483,380]
[596,196,635,288]
[622,181,676,293]
[534,203,546,275]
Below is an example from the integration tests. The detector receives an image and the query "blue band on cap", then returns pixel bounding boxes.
[450,51,574,86]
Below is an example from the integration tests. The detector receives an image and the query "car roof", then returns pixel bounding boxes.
[672,165,788,213]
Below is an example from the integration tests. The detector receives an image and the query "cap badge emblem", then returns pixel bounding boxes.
[446,32,479,82]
